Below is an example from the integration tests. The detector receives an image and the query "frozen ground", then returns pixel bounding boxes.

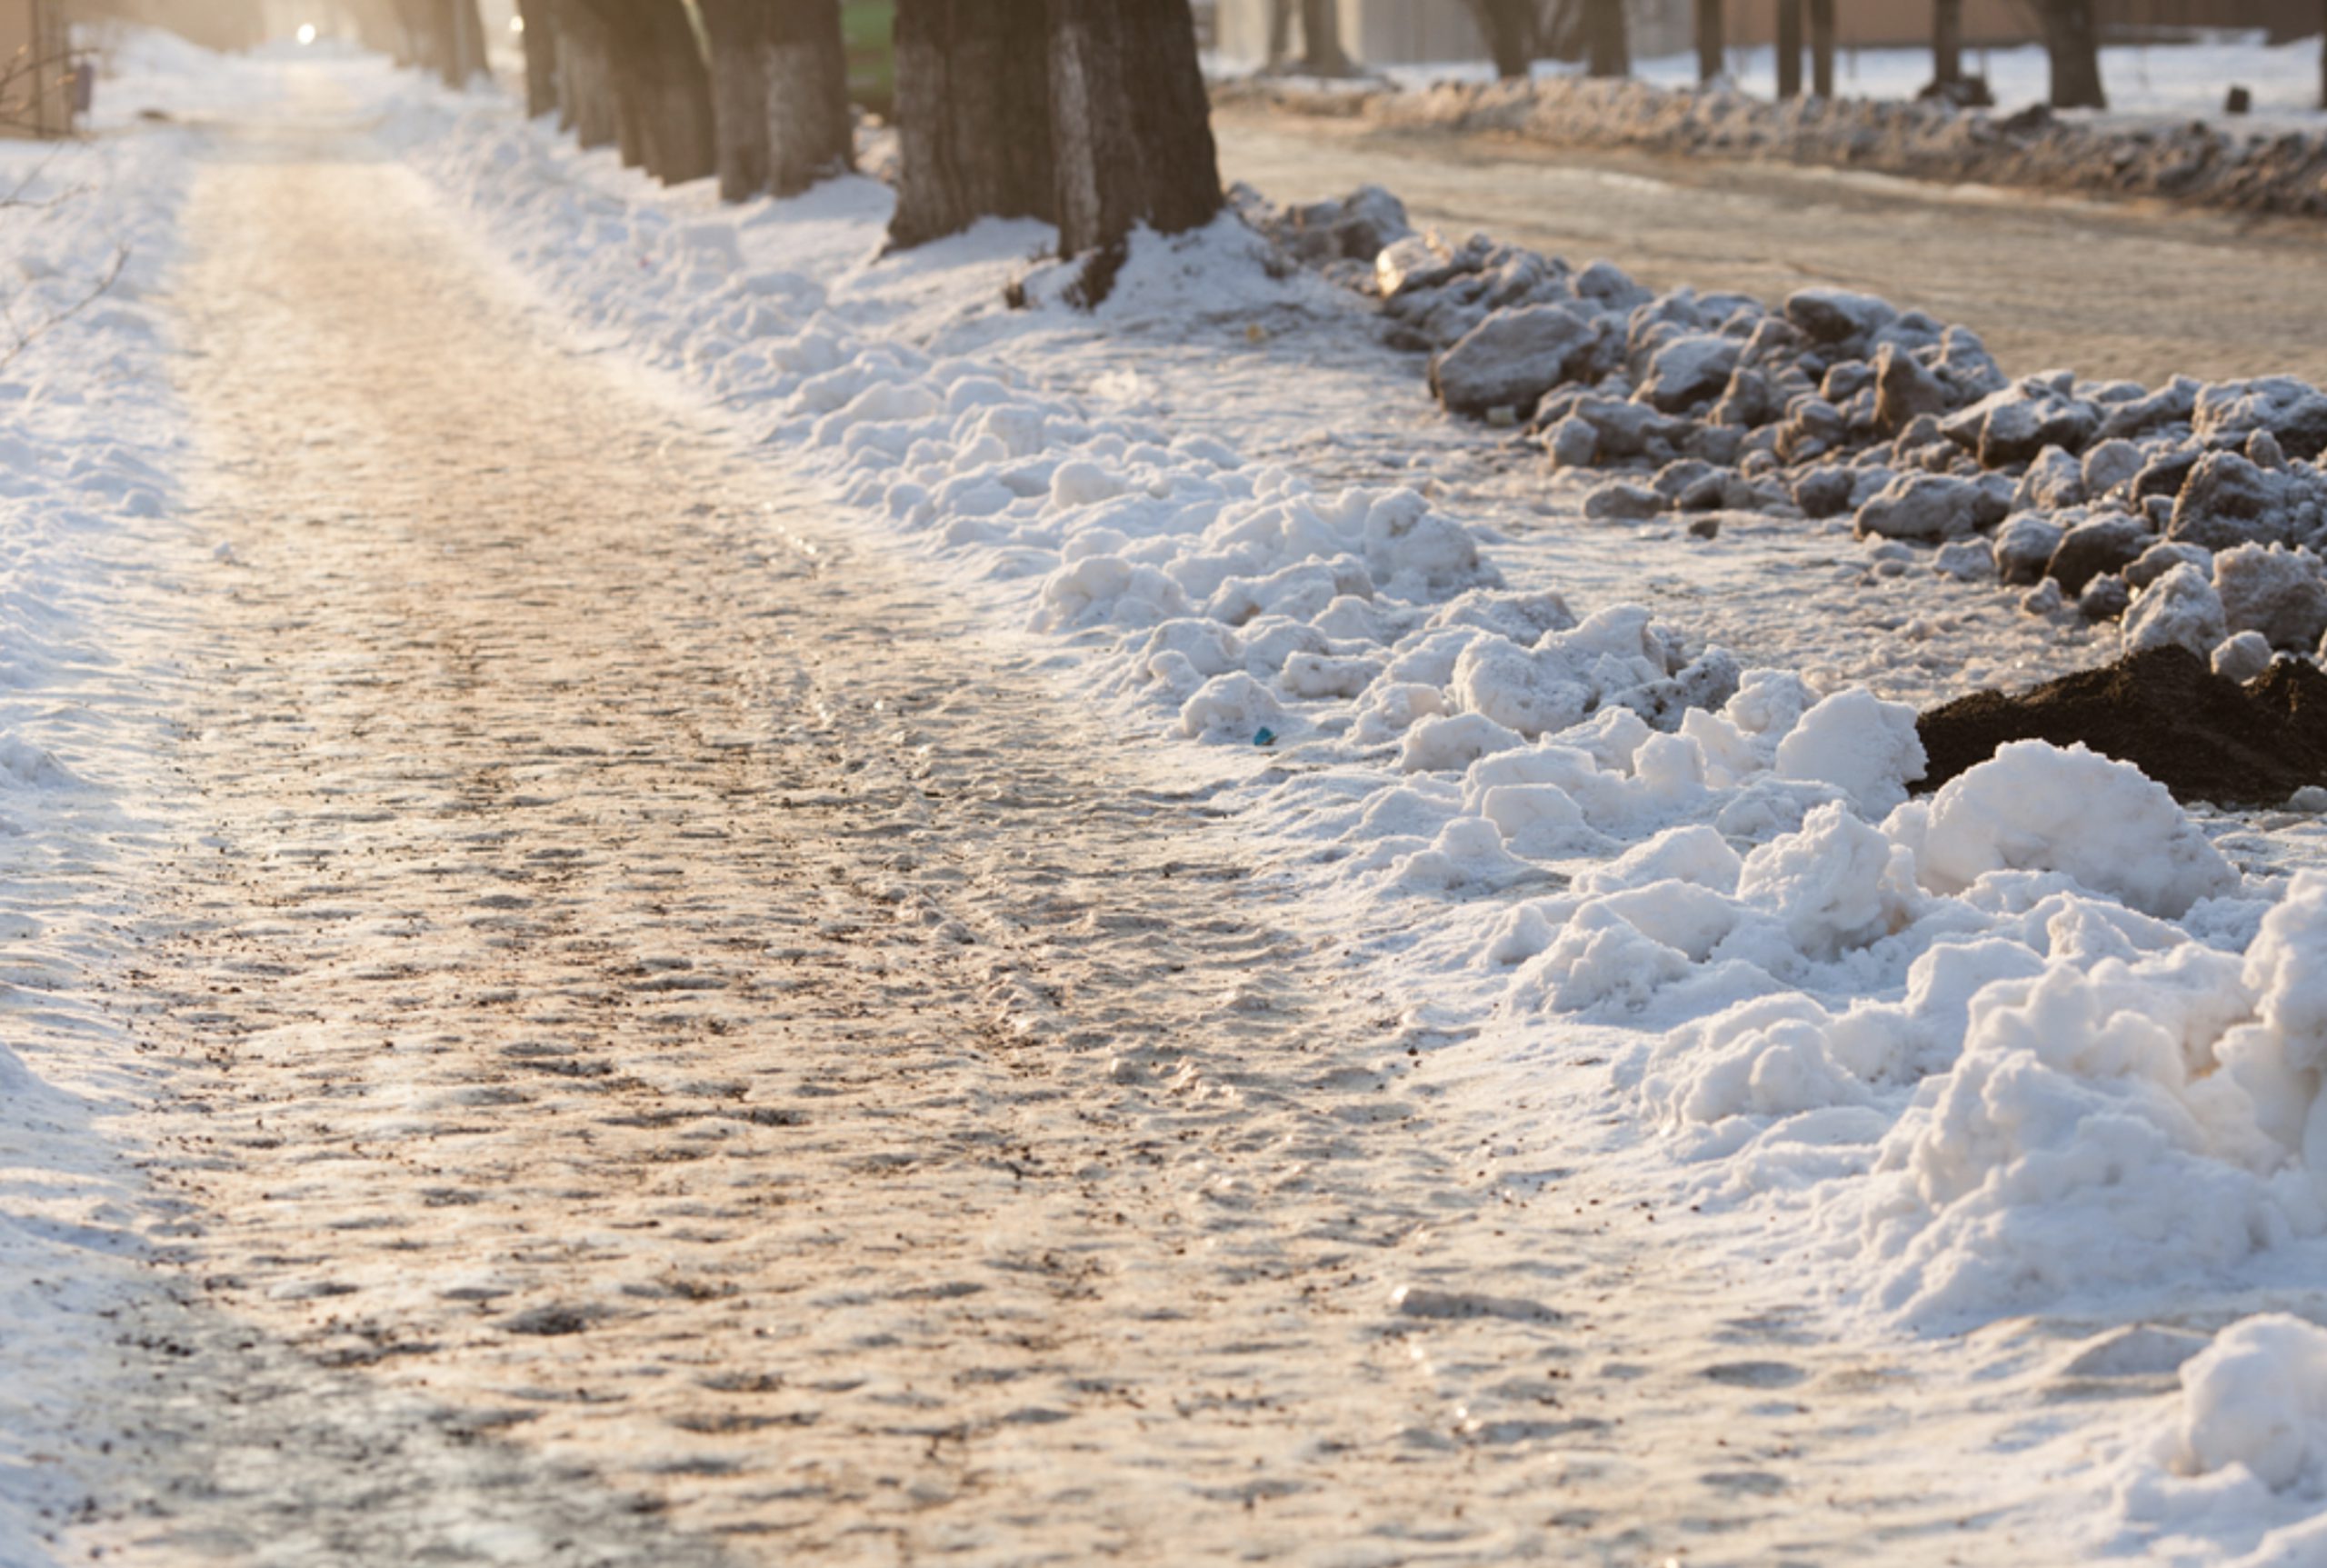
[7,32,2327,1568]
[1212,112,2327,391]
[1216,33,2327,223]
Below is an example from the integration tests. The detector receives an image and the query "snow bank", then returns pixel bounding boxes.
[0,34,251,1565]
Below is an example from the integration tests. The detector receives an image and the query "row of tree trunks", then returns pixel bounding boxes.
[388,0,487,84]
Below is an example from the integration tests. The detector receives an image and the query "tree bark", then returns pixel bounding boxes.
[517,0,560,115]
[1807,0,1833,95]
[888,0,1055,249]
[1694,0,1723,82]
[583,0,716,184]
[1298,0,1353,75]
[698,0,771,200]
[1047,0,1223,261]
[2033,0,2105,108]
[554,0,621,144]
[1584,0,1628,76]
[1267,0,1293,64]
[1774,0,1803,98]
[1459,0,1535,79]
[766,0,854,196]
[446,0,489,84]
[1932,0,1962,86]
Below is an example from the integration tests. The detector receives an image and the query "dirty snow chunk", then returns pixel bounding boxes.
[1049,458,1124,510]
[1036,554,1193,631]
[1912,741,2239,919]
[1281,651,1383,700]
[2127,539,2212,591]
[1430,305,1593,419]
[2215,543,2327,650]
[2194,376,2327,462]
[1992,514,2064,585]
[1853,474,1984,543]
[1400,711,1523,774]
[1641,334,1741,414]
[2215,628,2271,679]
[1857,943,2270,1328]
[2122,562,2230,660]
[2162,1315,2327,1493]
[1449,605,1696,740]
[1388,816,1534,895]
[1737,803,1922,961]
[1475,782,1596,857]
[1783,287,1894,345]
[1361,489,1494,594]
[1178,672,1288,744]
[1583,482,1664,521]
[1933,540,1995,582]
[1772,689,1925,816]
[2046,514,2150,597]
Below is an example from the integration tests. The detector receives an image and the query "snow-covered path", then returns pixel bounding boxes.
[1214,110,2327,391]
[26,87,2107,1568]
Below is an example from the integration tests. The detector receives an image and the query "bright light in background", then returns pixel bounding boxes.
[509,15,524,32]
[296,23,316,44]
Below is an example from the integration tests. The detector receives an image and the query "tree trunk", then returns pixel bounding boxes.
[1047,0,1222,262]
[1932,0,1962,86]
[446,0,489,84]
[1298,0,1353,75]
[554,0,621,143]
[1774,0,1803,98]
[766,0,854,195]
[1267,0,1292,64]
[1459,0,1535,79]
[587,0,716,184]
[1694,0,1723,82]
[888,0,1055,249]
[698,0,771,199]
[391,0,444,72]
[1584,0,1628,76]
[517,0,560,115]
[1807,0,1833,95]
[2034,0,2105,108]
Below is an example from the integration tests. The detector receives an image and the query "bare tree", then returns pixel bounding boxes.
[1774,0,1802,97]
[1931,0,1962,91]
[764,0,853,195]
[568,0,714,183]
[551,0,621,145]
[888,0,1054,248]
[1808,0,1833,95]
[1296,0,1354,75]
[1583,0,1626,75]
[1458,0,1536,79]
[1694,0,1723,83]
[2032,0,2104,107]
[1047,0,1222,261]
[697,0,769,199]
[516,0,560,116]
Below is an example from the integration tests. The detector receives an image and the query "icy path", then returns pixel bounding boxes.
[47,103,2092,1566]
[1214,110,2327,391]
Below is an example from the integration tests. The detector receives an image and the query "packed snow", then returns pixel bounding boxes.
[5,26,2327,1563]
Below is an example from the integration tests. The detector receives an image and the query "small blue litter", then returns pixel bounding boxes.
[1253,727,1277,747]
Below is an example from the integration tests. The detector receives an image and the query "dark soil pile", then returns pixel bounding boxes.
[1916,645,2327,807]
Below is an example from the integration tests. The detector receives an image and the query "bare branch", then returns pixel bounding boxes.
[0,244,130,371]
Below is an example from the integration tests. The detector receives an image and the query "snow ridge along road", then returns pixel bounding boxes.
[61,95,1972,1568]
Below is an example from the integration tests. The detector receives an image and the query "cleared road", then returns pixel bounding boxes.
[1216,110,2327,390]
